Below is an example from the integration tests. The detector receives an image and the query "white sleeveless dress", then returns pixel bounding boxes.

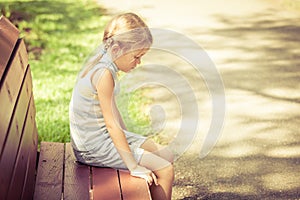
[69,53,146,169]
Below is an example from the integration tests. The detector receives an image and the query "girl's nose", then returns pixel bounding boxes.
[136,58,141,65]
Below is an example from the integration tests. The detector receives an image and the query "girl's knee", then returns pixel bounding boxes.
[164,149,175,163]
[155,164,174,180]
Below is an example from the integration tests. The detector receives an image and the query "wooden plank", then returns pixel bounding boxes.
[118,169,151,200]
[21,95,38,200]
[21,122,38,200]
[0,66,32,199]
[34,142,64,200]
[0,39,28,151]
[0,15,20,81]
[64,143,91,200]
[93,167,122,200]
[6,96,36,200]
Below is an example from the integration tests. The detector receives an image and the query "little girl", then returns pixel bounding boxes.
[69,13,174,199]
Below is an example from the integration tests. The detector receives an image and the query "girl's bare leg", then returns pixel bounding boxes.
[141,138,174,163]
[139,149,174,200]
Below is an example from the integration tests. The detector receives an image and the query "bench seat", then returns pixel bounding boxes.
[34,142,151,200]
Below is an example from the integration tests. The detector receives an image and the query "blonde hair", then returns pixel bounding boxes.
[81,13,153,77]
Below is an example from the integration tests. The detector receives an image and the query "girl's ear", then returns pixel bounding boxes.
[111,44,123,59]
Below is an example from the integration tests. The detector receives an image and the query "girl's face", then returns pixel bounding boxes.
[114,48,148,73]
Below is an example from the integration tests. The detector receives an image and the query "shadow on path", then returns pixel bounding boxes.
[174,8,300,200]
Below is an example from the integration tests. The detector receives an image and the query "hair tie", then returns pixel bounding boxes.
[104,37,113,50]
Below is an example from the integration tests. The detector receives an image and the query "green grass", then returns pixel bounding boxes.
[1,0,151,143]
[116,82,152,136]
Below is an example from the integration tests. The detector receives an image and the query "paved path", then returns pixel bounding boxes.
[97,0,300,199]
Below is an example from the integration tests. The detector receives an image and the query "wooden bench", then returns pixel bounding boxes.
[0,15,151,200]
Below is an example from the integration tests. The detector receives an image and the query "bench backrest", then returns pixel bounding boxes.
[0,15,38,200]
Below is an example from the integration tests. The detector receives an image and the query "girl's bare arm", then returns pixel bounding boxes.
[113,98,127,131]
[96,69,157,185]
[96,69,137,170]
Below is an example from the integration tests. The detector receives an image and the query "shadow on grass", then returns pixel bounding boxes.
[174,8,300,200]
[1,1,107,60]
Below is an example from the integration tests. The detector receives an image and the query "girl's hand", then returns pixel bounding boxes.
[130,165,158,186]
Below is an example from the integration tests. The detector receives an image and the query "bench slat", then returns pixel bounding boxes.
[64,143,91,200]
[93,167,122,200]
[0,39,28,151]
[21,122,38,200]
[0,15,20,81]
[34,142,64,200]
[6,96,36,200]
[119,169,152,200]
[0,65,31,199]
